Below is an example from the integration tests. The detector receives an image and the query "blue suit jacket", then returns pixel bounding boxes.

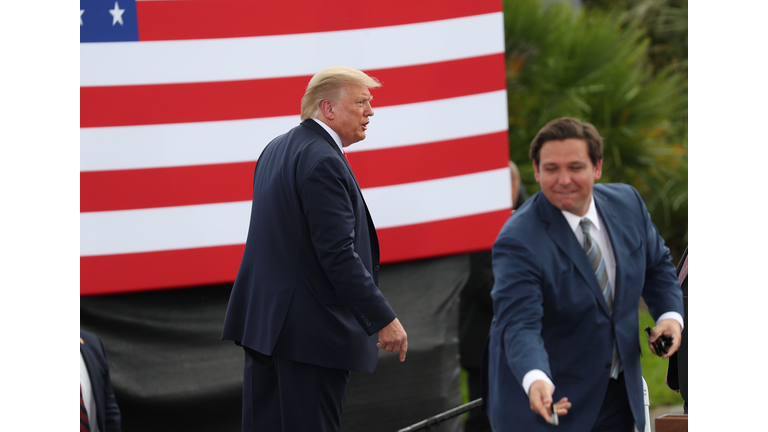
[221,119,396,372]
[486,183,684,431]
[80,330,121,432]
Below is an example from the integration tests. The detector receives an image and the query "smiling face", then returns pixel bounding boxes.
[534,138,602,216]
[324,84,374,147]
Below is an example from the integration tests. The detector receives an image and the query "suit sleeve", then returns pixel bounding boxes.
[491,230,552,384]
[300,154,396,335]
[96,337,122,432]
[632,188,685,321]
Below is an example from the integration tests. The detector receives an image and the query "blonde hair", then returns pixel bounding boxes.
[300,67,382,121]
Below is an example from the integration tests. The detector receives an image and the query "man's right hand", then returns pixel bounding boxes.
[376,318,408,362]
[529,380,571,424]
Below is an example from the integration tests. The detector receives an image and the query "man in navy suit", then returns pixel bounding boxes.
[222,66,408,432]
[485,118,684,431]
[80,329,121,432]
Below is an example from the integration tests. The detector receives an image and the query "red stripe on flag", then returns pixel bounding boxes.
[80,244,245,296]
[80,162,256,213]
[350,131,509,188]
[136,0,501,41]
[79,210,511,295]
[80,132,508,212]
[378,209,511,263]
[80,55,506,128]
[80,75,306,128]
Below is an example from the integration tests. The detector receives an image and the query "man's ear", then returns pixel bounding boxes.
[593,158,603,181]
[533,162,541,183]
[319,99,335,120]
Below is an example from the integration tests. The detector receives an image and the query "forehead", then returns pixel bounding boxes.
[539,138,591,164]
[339,84,372,100]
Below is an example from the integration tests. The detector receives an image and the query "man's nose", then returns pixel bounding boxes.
[557,172,571,185]
[365,102,374,116]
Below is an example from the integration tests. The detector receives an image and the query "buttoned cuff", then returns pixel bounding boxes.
[522,369,554,395]
[657,311,684,331]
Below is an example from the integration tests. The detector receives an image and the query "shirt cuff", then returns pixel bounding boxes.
[657,311,684,331]
[521,370,554,396]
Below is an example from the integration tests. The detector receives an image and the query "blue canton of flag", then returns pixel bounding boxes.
[80,0,139,42]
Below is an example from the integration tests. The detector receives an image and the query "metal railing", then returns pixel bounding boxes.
[397,399,484,432]
[397,377,652,432]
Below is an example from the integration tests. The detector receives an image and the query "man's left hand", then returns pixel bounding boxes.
[376,318,408,362]
[648,319,682,359]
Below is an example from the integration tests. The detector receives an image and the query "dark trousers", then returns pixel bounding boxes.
[242,347,350,432]
[592,373,635,432]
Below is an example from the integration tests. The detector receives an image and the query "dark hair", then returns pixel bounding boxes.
[529,117,603,166]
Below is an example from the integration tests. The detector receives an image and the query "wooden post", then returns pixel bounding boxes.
[655,414,687,432]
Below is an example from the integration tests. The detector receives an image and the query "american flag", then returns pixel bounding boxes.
[80,0,512,295]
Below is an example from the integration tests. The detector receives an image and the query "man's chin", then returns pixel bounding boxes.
[553,198,576,212]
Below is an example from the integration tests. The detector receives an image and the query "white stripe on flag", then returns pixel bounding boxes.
[363,168,512,228]
[80,168,511,256]
[80,90,508,171]
[80,13,504,86]
[80,201,252,256]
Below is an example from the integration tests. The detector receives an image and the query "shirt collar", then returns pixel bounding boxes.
[312,118,344,152]
[560,194,601,233]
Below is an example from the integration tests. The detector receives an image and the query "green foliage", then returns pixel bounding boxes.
[639,308,684,408]
[503,0,688,257]
[585,0,688,77]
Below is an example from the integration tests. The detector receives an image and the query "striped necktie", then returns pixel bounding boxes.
[80,385,91,432]
[580,218,621,379]
[678,254,688,285]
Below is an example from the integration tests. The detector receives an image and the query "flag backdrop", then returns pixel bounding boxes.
[80,0,511,296]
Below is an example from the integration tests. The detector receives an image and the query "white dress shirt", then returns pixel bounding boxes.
[520,195,684,395]
[312,118,344,153]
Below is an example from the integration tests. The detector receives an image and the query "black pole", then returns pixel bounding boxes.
[397,398,484,432]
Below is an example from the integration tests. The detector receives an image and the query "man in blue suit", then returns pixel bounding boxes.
[486,118,684,431]
[222,66,408,432]
[80,329,121,432]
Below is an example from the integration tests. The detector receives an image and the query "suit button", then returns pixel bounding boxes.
[373,265,380,271]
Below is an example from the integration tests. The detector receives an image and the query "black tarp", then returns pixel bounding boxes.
[80,253,470,432]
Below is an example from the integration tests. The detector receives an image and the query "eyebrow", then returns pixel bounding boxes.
[541,161,586,167]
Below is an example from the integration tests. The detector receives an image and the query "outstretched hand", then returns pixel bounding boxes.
[376,318,408,362]
[529,380,571,424]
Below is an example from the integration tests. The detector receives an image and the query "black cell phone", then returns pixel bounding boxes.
[644,326,672,356]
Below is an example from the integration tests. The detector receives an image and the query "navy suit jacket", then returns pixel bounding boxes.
[486,183,684,431]
[221,119,396,372]
[80,330,121,432]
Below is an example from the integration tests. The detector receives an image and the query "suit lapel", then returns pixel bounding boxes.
[593,187,627,311]
[300,120,380,262]
[301,119,367,190]
[301,119,350,165]
[537,194,612,316]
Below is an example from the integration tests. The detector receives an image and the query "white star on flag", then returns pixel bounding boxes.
[80,10,84,26]
[109,2,125,26]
